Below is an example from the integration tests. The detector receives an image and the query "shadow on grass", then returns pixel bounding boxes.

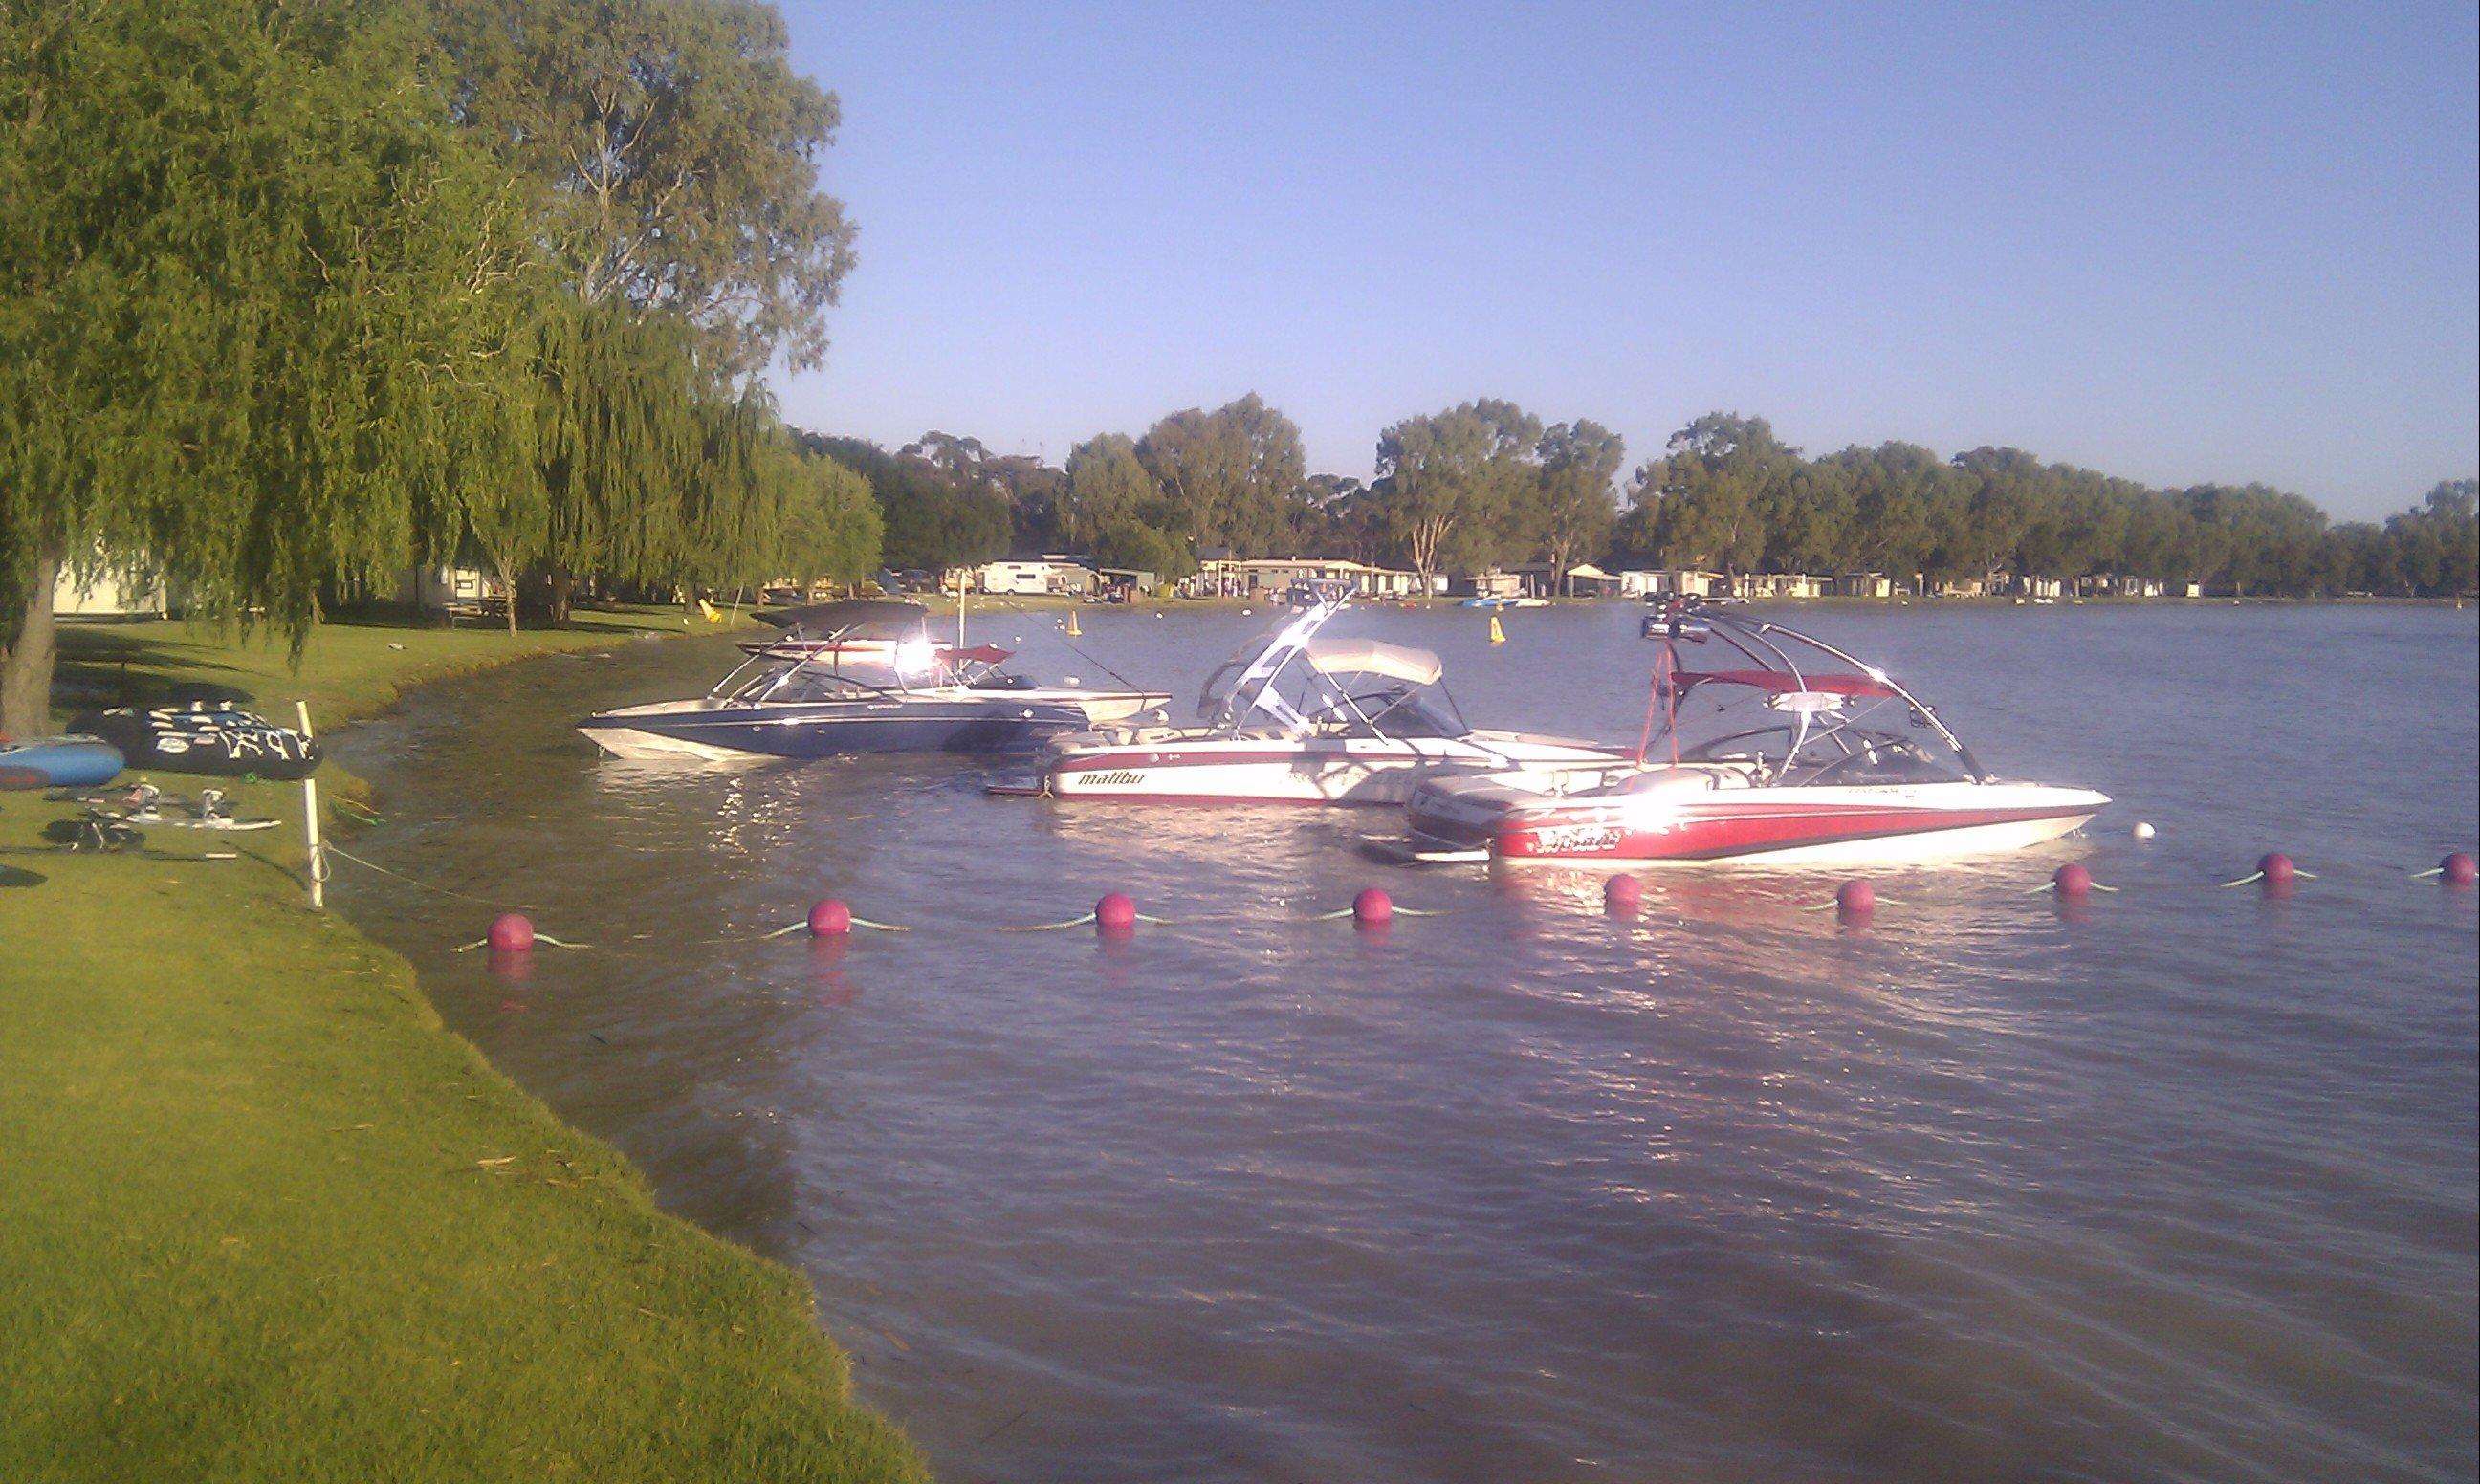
[319,601,689,635]
[56,629,257,709]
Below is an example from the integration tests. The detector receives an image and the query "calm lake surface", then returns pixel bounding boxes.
[330,603,2478,1484]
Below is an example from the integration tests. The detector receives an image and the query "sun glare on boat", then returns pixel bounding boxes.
[893,638,939,678]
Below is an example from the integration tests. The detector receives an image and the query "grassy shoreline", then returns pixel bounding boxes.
[0,608,926,1483]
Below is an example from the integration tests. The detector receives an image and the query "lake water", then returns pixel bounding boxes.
[329,603,2477,1483]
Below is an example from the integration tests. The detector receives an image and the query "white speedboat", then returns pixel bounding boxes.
[580,600,1167,761]
[995,585,1626,805]
[1397,598,2107,864]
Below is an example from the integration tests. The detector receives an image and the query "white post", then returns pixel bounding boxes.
[296,700,323,910]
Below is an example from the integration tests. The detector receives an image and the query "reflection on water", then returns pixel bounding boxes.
[331,606,2477,1483]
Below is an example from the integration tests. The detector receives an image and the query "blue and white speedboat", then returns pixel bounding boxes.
[577,600,1167,761]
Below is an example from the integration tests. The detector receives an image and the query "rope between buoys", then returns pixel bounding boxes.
[999,912,1097,932]
[325,843,533,909]
[452,934,590,953]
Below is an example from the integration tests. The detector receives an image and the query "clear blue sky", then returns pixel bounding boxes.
[773,1,2477,519]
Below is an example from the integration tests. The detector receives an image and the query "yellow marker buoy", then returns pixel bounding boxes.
[1487,614,1506,644]
[1064,608,1082,637]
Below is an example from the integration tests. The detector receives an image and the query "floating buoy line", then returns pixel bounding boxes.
[309,839,2476,959]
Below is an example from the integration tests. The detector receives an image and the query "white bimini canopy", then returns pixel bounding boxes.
[1303,637,1443,687]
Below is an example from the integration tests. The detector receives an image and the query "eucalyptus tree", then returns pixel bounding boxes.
[426,0,857,376]
[1060,435,1155,552]
[1630,414,1789,576]
[1136,395,1307,556]
[1370,401,1543,583]
[1533,421,1626,591]
[0,0,534,731]
[1817,443,1951,578]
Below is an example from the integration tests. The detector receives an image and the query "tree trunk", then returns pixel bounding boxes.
[1,544,64,738]
[496,559,520,636]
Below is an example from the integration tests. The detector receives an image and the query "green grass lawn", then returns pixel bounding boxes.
[0,609,927,1483]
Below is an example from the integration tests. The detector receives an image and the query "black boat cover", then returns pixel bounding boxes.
[750,600,928,636]
[71,703,321,780]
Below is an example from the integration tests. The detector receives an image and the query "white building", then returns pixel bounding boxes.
[1189,558,1425,599]
[977,557,1098,597]
[55,550,168,620]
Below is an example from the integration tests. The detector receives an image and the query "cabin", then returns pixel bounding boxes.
[2008,574,2067,599]
[2072,574,2165,599]
[1503,561,1627,598]
[977,556,1098,597]
[1191,557,1423,600]
[1444,569,1524,600]
[1733,573,1827,600]
[401,564,511,624]
[55,548,169,621]
[1835,572,1898,599]
[1095,567,1158,599]
[1627,569,1725,599]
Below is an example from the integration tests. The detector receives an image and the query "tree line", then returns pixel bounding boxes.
[820,401,2477,600]
[0,0,881,734]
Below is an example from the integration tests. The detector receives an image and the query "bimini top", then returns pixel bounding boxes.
[1303,637,1443,687]
[752,600,928,637]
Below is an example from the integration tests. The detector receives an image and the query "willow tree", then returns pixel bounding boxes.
[765,443,882,597]
[0,0,531,732]
[526,303,713,621]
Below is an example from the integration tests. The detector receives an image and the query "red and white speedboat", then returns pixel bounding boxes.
[1399,599,2107,865]
[997,585,1627,805]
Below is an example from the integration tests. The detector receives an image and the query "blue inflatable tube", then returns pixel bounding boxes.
[0,735,124,789]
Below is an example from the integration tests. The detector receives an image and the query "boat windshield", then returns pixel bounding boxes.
[1296,680,1468,739]
[1197,587,1471,741]
[721,662,894,706]
[1639,599,1989,784]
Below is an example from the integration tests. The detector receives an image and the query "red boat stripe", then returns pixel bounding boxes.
[1487,802,2096,860]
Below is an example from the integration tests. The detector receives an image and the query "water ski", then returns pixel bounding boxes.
[82,784,279,832]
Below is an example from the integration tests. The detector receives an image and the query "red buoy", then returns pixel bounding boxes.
[2442,852,2477,887]
[807,898,852,937]
[1352,886,1394,927]
[1604,875,1643,916]
[2052,862,2094,898]
[2258,852,2295,886]
[487,912,535,953]
[1095,892,1137,933]
[1836,880,1876,920]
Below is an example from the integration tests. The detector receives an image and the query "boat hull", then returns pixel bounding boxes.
[1406,775,2108,865]
[580,690,1165,762]
[1040,731,1628,806]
